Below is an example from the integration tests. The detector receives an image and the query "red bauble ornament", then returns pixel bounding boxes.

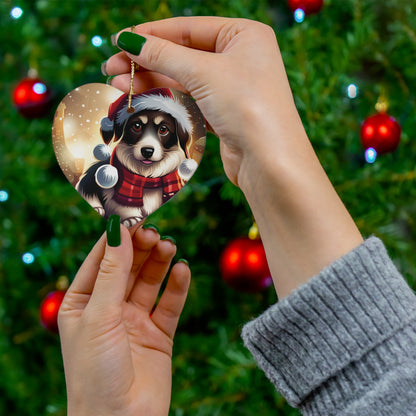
[40,290,66,332]
[13,77,52,118]
[287,0,324,15]
[360,112,401,155]
[220,237,272,293]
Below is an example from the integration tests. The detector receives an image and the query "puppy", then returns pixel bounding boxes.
[77,109,194,227]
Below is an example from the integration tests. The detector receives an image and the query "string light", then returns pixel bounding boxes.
[365,147,377,164]
[33,82,47,95]
[294,8,305,23]
[91,35,103,47]
[347,83,358,99]
[0,190,8,202]
[10,7,23,19]
[22,252,35,264]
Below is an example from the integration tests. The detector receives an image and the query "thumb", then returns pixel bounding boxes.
[88,216,133,310]
[116,31,208,93]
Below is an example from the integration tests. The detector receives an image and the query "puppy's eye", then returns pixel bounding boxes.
[158,125,169,136]
[131,122,142,133]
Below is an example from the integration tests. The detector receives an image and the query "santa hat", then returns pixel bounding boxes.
[100,88,193,143]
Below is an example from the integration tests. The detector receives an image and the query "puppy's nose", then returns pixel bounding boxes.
[141,147,154,159]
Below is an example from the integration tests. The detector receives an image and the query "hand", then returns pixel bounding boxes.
[58,222,190,416]
[104,17,301,187]
[105,17,362,298]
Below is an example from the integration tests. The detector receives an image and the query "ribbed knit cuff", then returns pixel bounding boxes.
[241,237,416,414]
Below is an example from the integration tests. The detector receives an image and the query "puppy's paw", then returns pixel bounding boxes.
[122,216,142,228]
[178,159,198,181]
[94,207,105,216]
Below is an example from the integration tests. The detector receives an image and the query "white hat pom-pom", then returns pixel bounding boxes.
[95,164,118,189]
[178,159,198,181]
[93,144,112,161]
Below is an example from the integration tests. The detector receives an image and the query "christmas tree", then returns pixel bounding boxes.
[1,0,416,414]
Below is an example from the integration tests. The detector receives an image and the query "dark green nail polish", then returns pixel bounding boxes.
[161,235,176,245]
[107,215,121,247]
[178,258,189,266]
[143,223,160,233]
[100,60,108,76]
[117,32,147,55]
[106,76,115,85]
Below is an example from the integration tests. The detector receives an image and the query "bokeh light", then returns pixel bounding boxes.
[365,147,377,164]
[10,7,23,19]
[294,8,305,23]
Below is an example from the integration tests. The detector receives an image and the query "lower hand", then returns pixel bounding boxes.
[58,220,190,416]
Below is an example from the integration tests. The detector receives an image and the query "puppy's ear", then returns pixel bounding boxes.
[100,117,114,144]
[175,120,189,155]
[100,129,114,144]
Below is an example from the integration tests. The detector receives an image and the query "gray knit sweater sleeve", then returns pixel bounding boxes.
[241,237,416,415]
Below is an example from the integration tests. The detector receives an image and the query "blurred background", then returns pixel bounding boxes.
[1,0,416,414]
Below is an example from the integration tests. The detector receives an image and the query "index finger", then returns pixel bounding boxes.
[105,16,230,82]
[127,16,233,52]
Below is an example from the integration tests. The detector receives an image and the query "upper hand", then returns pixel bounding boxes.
[104,17,304,187]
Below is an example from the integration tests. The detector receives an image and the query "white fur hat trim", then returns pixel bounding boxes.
[116,92,193,134]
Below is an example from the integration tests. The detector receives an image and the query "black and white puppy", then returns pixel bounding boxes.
[77,108,197,227]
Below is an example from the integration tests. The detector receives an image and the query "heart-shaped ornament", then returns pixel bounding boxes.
[52,83,206,227]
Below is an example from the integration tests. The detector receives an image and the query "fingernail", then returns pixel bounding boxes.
[142,223,160,233]
[117,32,147,55]
[107,215,121,247]
[111,33,118,46]
[100,60,108,76]
[161,235,176,245]
[178,258,189,266]
[106,76,115,85]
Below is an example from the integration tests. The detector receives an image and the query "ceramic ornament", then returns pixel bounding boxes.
[52,83,206,227]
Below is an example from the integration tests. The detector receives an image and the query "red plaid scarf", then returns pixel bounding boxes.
[111,152,184,207]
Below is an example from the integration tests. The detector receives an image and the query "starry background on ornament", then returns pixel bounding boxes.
[52,83,123,186]
[171,89,206,164]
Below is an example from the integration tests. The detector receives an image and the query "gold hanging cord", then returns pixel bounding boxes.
[127,26,137,113]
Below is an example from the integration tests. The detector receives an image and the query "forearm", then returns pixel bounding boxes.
[238,109,363,298]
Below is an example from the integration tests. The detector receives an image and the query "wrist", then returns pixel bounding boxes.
[237,116,310,196]
[235,95,308,190]
[237,118,363,298]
